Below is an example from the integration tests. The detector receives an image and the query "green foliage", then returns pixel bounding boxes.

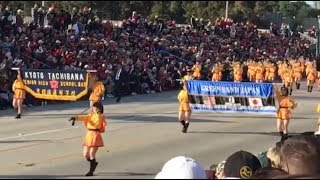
[0,1,319,26]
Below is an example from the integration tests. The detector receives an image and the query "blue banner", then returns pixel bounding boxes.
[20,69,89,101]
[186,80,273,98]
[186,80,276,114]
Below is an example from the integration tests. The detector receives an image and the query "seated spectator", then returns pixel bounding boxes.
[154,156,207,179]
[251,167,289,179]
[266,147,281,169]
[223,150,261,179]
[279,134,320,176]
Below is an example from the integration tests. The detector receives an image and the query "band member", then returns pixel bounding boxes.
[282,64,293,95]
[211,63,223,82]
[89,74,105,108]
[12,70,26,119]
[247,60,256,82]
[69,102,106,176]
[293,60,302,89]
[192,61,202,79]
[306,62,316,92]
[266,63,276,82]
[255,61,265,83]
[182,68,194,82]
[315,103,320,135]
[178,83,191,133]
[274,85,297,141]
[233,62,243,82]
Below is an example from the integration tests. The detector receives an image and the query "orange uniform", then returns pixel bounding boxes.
[267,64,276,81]
[12,76,26,99]
[89,81,105,102]
[306,65,316,81]
[282,67,293,84]
[255,65,264,81]
[76,113,107,147]
[192,65,201,78]
[248,63,256,81]
[178,89,190,111]
[233,64,243,82]
[274,86,297,120]
[277,62,283,80]
[293,62,302,79]
[211,65,222,81]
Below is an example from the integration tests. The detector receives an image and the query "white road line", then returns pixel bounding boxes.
[0,126,80,141]
[0,111,176,141]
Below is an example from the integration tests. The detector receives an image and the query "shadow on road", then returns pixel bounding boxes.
[103,115,237,123]
[187,131,301,137]
[0,171,155,179]
[0,140,51,143]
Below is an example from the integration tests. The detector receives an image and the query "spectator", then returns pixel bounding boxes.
[279,134,320,176]
[31,4,39,25]
[154,156,207,179]
[266,147,281,169]
[223,150,261,179]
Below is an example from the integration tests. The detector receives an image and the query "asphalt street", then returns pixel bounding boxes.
[0,81,318,179]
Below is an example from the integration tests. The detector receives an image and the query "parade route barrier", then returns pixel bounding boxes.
[186,80,276,114]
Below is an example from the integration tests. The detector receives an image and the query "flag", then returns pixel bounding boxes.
[248,98,263,107]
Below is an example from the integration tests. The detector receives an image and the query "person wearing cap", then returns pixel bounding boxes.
[178,83,191,133]
[223,150,261,179]
[89,74,105,109]
[12,70,26,119]
[274,85,297,141]
[155,156,207,179]
[69,101,106,176]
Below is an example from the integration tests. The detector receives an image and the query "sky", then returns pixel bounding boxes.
[305,1,314,7]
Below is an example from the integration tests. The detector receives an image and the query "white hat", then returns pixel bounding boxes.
[38,40,44,44]
[80,37,85,41]
[155,156,207,179]
[55,40,61,44]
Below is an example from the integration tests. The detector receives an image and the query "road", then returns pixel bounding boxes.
[0,82,318,179]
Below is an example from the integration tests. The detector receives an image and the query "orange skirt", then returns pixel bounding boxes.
[14,90,25,99]
[276,108,291,120]
[83,131,104,147]
[179,102,191,111]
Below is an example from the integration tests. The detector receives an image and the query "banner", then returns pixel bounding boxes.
[20,69,89,101]
[186,80,276,114]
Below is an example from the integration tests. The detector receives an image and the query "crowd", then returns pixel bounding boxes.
[0,3,319,179]
[0,4,315,110]
[155,132,320,179]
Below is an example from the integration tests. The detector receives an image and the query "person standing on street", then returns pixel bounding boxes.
[12,70,26,119]
[69,102,107,176]
[178,83,191,133]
